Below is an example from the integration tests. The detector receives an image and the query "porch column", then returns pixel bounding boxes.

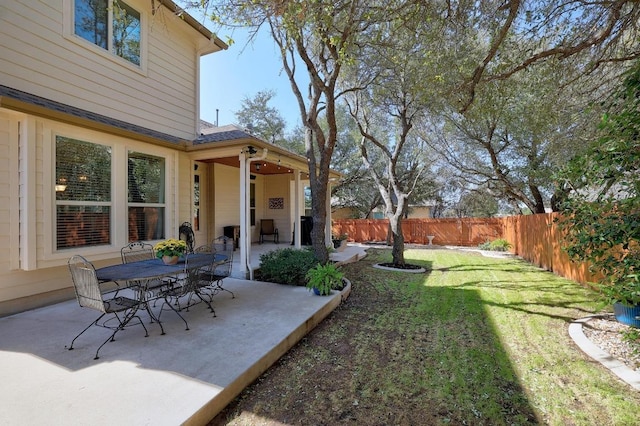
[243,147,267,280]
[293,169,301,248]
[239,151,248,279]
[325,179,332,244]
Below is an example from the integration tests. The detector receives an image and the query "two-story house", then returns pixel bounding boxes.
[0,0,339,316]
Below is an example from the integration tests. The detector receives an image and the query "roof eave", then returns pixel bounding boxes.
[157,0,228,52]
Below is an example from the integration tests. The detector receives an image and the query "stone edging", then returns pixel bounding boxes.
[372,264,426,273]
[569,316,640,390]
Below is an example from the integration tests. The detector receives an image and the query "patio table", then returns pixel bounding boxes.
[95,253,227,333]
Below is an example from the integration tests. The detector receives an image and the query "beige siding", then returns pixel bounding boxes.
[262,174,292,243]
[0,112,16,275]
[177,152,193,236]
[213,163,240,238]
[0,0,201,139]
[0,110,182,315]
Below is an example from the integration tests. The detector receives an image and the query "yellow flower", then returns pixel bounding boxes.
[154,238,187,258]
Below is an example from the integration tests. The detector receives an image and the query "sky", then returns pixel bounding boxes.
[199,26,303,133]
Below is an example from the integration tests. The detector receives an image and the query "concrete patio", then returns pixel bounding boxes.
[0,244,366,425]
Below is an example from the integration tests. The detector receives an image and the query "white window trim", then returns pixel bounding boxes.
[62,0,148,76]
[126,149,168,242]
[35,122,177,268]
[44,127,116,261]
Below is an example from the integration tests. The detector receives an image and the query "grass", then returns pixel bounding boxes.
[211,248,640,425]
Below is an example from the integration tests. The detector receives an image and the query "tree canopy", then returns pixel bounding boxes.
[557,61,640,305]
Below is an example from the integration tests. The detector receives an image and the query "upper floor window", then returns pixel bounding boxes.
[74,0,141,66]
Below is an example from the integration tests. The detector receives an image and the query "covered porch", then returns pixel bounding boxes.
[0,244,366,425]
[189,125,342,280]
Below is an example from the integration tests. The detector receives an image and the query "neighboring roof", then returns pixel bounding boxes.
[159,0,227,52]
[0,85,184,144]
[194,124,260,144]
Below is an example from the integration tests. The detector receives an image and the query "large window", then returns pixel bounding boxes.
[56,136,112,250]
[74,0,141,65]
[128,152,165,241]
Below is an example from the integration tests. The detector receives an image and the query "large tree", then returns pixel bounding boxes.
[234,90,286,143]
[183,0,640,261]
[458,0,640,112]
[422,59,607,213]
[200,0,406,263]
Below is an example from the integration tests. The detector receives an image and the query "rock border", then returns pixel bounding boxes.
[569,316,640,390]
[372,263,426,273]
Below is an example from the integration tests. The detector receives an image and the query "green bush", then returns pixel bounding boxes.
[257,248,318,286]
[305,263,344,295]
[557,61,640,306]
[479,238,512,252]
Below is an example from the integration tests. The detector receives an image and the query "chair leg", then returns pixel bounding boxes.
[67,313,107,351]
[197,290,217,316]
[158,297,190,331]
[68,308,149,360]
[215,279,235,298]
[93,310,149,360]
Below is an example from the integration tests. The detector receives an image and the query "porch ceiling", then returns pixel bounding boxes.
[206,157,307,176]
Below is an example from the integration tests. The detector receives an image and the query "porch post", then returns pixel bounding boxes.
[293,169,301,248]
[239,151,248,279]
[325,180,332,244]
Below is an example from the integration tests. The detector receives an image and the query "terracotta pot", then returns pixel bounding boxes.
[162,255,179,265]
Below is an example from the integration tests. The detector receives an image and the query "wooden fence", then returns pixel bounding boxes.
[332,214,599,285]
[332,218,503,247]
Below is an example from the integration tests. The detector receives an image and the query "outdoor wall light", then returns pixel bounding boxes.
[255,163,261,171]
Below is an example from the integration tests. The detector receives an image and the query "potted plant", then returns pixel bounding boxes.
[305,263,344,296]
[154,238,187,265]
[600,276,640,328]
[331,233,348,251]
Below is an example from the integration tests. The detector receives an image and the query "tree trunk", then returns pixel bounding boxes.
[389,216,405,266]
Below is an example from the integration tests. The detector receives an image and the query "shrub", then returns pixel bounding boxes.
[479,238,512,252]
[257,248,318,286]
[557,61,640,306]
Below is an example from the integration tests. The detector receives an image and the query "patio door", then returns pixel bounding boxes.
[193,161,207,247]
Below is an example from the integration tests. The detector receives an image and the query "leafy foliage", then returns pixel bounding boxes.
[257,248,318,286]
[305,263,344,295]
[558,61,640,305]
[478,238,512,252]
[153,239,187,258]
[235,90,287,143]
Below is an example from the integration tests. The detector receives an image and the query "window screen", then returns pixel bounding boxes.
[127,152,165,241]
[55,136,112,249]
[74,0,140,65]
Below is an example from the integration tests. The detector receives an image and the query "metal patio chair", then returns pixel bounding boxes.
[120,241,167,334]
[158,250,217,329]
[204,239,235,298]
[66,255,148,360]
[259,219,279,244]
[121,241,155,264]
[179,222,195,254]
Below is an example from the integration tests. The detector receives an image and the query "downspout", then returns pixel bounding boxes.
[244,148,268,280]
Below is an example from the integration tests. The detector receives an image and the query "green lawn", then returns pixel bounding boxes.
[213,248,640,426]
